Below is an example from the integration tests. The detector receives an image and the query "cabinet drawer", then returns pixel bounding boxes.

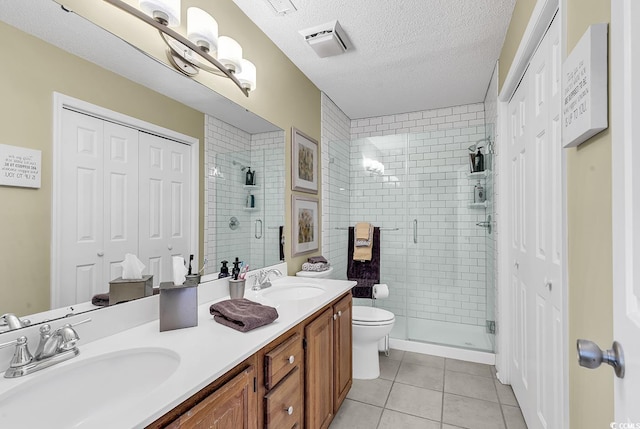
[264,366,302,429]
[265,333,302,389]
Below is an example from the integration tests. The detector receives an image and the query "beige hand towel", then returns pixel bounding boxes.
[355,222,371,240]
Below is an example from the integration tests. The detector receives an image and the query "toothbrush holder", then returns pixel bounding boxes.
[228,278,246,300]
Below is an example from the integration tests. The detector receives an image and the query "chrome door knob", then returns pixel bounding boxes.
[577,339,625,378]
[168,244,173,250]
[97,251,104,257]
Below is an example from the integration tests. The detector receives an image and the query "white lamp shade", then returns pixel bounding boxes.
[139,0,180,27]
[237,59,257,91]
[217,36,243,73]
[187,7,218,52]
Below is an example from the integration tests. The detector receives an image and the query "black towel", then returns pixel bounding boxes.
[347,226,381,298]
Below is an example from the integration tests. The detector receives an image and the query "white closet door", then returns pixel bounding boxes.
[58,110,139,306]
[508,16,563,429]
[138,132,191,286]
[103,121,140,284]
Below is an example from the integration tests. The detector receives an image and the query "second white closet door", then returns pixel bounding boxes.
[138,132,191,286]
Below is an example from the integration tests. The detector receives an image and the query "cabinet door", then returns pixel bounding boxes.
[333,294,352,413]
[304,308,334,429]
[169,365,257,429]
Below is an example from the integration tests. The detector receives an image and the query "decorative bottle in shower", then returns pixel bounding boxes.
[474,180,485,203]
[245,167,254,185]
[474,148,485,172]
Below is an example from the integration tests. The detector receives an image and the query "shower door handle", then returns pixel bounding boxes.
[413,219,418,244]
[255,219,263,239]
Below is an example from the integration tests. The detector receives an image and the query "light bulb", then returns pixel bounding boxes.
[187,7,218,53]
[139,0,180,27]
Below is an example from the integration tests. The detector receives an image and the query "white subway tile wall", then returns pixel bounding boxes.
[204,116,284,275]
[322,96,492,327]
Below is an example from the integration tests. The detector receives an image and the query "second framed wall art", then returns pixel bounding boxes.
[291,127,318,194]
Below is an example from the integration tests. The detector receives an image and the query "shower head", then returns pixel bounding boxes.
[232,160,248,171]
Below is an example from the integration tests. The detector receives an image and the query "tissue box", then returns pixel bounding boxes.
[109,275,153,306]
[159,281,198,332]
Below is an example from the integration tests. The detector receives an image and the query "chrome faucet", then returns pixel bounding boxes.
[251,268,283,291]
[0,318,90,378]
[0,313,31,331]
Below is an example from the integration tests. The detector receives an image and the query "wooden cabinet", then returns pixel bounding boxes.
[261,330,304,429]
[304,307,335,429]
[305,293,353,429]
[333,294,353,413]
[165,364,257,429]
[149,292,352,429]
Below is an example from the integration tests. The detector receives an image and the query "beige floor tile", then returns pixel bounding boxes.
[443,393,505,429]
[445,358,493,378]
[395,361,444,391]
[403,351,445,368]
[385,382,442,421]
[379,356,401,381]
[346,378,393,407]
[444,371,499,402]
[502,405,527,429]
[495,380,519,406]
[329,399,383,429]
[377,409,440,429]
[381,349,405,361]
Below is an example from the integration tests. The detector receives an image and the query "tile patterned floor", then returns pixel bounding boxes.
[330,349,527,429]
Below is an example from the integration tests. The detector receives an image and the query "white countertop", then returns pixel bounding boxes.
[0,275,355,428]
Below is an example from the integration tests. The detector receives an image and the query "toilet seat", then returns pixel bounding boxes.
[352,306,395,326]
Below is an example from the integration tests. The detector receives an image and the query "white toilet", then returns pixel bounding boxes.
[296,267,395,380]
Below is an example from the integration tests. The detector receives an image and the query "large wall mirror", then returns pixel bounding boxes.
[0,0,284,332]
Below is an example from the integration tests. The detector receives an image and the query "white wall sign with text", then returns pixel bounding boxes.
[562,23,608,148]
[0,144,42,188]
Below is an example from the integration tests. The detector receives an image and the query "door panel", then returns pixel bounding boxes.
[138,132,191,286]
[508,15,563,429]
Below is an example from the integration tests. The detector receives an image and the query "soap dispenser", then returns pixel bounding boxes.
[218,260,230,279]
[232,257,241,280]
[245,167,254,185]
[474,148,485,172]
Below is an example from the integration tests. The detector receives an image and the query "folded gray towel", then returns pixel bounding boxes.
[302,262,331,272]
[210,298,278,332]
[308,255,328,264]
[92,293,110,307]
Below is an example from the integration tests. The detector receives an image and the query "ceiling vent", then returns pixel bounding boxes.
[299,20,352,58]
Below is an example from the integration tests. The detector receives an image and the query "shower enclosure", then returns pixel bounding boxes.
[324,126,495,353]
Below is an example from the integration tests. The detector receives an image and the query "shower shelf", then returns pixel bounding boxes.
[243,207,258,211]
[467,171,488,179]
[468,201,489,209]
[243,184,259,189]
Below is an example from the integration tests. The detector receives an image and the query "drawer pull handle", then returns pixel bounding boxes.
[338,310,342,317]
[333,313,338,320]
[287,355,295,364]
[285,406,294,415]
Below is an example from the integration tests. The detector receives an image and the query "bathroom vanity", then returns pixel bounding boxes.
[0,269,354,429]
[148,292,352,429]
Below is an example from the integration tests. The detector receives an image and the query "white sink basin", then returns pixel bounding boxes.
[0,347,180,428]
[261,285,325,301]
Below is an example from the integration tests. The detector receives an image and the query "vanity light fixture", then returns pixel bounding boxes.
[104,0,257,96]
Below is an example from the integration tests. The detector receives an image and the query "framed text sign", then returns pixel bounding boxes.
[562,23,608,148]
[0,144,42,188]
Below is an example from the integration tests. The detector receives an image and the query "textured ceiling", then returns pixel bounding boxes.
[233,0,515,119]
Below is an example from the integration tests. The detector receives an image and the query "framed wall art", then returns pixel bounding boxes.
[291,127,318,194]
[292,195,319,256]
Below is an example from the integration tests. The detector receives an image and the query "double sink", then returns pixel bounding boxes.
[0,277,330,428]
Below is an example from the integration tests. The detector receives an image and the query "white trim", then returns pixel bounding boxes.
[499,0,560,102]
[51,92,200,309]
[389,338,495,366]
